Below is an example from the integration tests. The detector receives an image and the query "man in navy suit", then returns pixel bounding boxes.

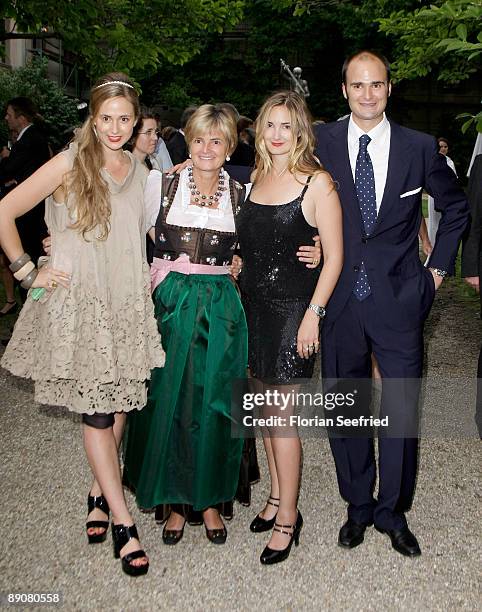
[0,97,50,263]
[313,51,469,557]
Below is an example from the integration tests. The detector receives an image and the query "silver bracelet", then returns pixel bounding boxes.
[20,267,38,290]
[9,252,31,273]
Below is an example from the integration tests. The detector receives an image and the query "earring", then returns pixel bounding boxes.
[226,155,230,162]
[188,152,191,158]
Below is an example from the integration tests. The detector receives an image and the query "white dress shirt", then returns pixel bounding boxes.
[348,113,391,213]
[144,167,235,234]
[153,138,173,171]
[16,123,33,142]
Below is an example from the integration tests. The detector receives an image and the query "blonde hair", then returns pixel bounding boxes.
[253,90,323,183]
[66,72,140,240]
[184,104,238,157]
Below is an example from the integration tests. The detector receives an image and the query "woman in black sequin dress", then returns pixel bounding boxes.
[237,91,343,564]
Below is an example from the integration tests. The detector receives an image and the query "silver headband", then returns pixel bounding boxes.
[93,80,135,90]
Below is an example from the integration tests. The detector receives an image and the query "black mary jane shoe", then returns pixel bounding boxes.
[162,516,186,545]
[205,520,227,545]
[112,523,149,577]
[260,511,303,565]
[375,525,421,557]
[86,494,110,544]
[249,496,279,533]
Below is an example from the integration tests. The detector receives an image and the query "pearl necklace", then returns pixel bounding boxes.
[188,166,226,207]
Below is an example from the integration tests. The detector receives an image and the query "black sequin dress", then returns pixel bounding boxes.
[237,179,320,383]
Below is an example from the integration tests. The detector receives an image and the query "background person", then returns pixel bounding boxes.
[152,112,173,171]
[427,136,457,247]
[166,105,197,165]
[0,98,51,306]
[462,149,482,438]
[129,108,161,169]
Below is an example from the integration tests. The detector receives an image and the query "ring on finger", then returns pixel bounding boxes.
[312,258,319,265]
[51,280,57,289]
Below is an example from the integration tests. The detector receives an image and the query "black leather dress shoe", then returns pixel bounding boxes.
[375,525,421,557]
[338,519,371,548]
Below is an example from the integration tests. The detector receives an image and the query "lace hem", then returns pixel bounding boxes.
[33,378,152,415]
[1,274,164,392]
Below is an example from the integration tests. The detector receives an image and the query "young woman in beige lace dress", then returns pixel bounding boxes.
[0,73,164,577]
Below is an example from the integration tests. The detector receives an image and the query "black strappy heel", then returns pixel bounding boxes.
[86,494,110,544]
[260,510,303,565]
[250,495,279,533]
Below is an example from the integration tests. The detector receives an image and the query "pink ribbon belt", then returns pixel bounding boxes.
[150,254,229,292]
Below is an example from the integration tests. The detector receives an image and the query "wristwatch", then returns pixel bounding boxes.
[308,304,326,318]
[429,268,448,278]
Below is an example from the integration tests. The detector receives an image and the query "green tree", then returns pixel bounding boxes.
[142,0,396,118]
[1,0,245,79]
[377,0,482,132]
[0,58,80,150]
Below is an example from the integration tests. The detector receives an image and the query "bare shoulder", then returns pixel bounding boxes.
[50,150,72,172]
[307,171,335,195]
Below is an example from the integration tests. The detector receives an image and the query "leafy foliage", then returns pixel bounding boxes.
[2,0,245,78]
[0,58,80,150]
[377,0,481,83]
[141,0,395,118]
[377,0,482,132]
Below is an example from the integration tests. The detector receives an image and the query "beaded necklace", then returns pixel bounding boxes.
[187,166,226,207]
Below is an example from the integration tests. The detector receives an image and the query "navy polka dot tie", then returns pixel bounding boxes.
[353,134,376,301]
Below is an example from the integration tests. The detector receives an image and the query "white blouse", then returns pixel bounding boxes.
[144,167,236,234]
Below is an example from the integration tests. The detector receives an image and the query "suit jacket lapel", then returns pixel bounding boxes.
[373,120,411,231]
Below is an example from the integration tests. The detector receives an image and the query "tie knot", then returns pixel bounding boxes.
[359,134,371,150]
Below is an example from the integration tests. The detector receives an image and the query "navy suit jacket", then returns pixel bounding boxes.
[166,131,188,166]
[0,124,50,187]
[314,118,469,332]
[0,124,50,258]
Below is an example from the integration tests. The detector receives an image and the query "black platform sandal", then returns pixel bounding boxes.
[86,494,110,544]
[260,510,303,565]
[112,523,149,577]
[250,496,279,533]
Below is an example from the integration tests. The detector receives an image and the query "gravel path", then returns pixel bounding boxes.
[0,278,480,611]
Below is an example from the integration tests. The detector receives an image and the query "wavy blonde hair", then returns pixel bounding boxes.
[66,72,140,240]
[253,90,323,183]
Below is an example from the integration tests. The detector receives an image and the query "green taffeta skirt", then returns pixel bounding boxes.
[123,272,247,511]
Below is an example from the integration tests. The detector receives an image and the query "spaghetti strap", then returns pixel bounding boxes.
[299,175,312,200]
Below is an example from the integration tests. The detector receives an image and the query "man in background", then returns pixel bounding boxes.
[0,97,50,267]
[166,105,197,165]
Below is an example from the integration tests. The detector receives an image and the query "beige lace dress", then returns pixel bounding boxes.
[1,145,165,414]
